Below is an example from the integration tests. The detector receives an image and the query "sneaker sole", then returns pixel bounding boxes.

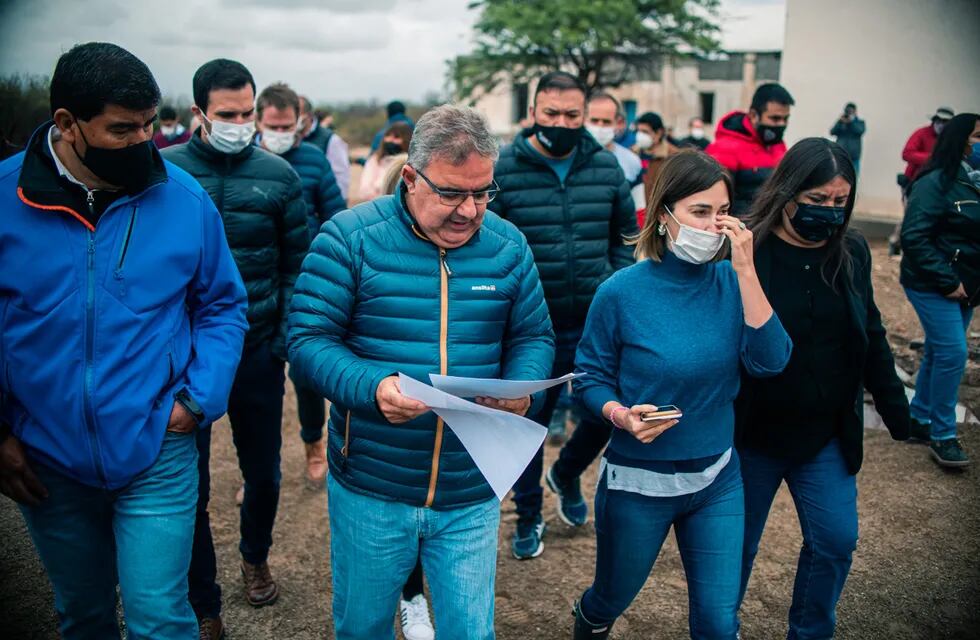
[546,469,587,527]
[512,540,544,560]
[930,449,971,468]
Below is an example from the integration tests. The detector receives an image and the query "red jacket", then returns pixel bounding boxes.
[902,124,937,180]
[153,129,191,150]
[706,111,786,215]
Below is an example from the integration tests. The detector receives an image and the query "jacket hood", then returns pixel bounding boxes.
[714,110,758,144]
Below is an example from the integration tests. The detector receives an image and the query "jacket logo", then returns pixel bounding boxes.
[471,284,497,292]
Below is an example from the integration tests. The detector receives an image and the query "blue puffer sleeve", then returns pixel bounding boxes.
[501,237,556,414]
[288,218,392,416]
[182,194,249,423]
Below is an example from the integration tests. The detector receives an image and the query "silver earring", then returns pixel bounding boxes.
[657,223,666,236]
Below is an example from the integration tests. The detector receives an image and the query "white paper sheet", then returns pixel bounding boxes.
[428,372,585,399]
[399,373,547,501]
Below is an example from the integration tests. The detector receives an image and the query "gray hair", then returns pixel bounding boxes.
[407,104,499,171]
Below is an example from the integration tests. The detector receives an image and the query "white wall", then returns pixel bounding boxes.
[781,0,980,220]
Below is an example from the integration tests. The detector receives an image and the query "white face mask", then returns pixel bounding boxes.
[664,205,724,264]
[586,124,616,147]
[160,124,177,137]
[690,127,705,139]
[262,129,296,155]
[634,131,654,150]
[203,115,255,154]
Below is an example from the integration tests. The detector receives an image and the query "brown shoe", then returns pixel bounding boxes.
[241,559,279,607]
[198,616,225,640]
[304,439,327,486]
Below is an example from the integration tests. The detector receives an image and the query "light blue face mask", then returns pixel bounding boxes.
[967,141,980,170]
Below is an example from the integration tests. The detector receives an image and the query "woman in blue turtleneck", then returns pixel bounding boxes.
[570,151,792,640]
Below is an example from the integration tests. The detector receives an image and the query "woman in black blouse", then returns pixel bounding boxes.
[735,138,911,639]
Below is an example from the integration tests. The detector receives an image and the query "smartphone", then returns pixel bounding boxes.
[640,405,683,422]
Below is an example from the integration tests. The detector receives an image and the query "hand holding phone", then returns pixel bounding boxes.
[641,405,683,422]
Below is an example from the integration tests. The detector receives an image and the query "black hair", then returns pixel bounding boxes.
[159,105,178,121]
[387,100,406,117]
[257,83,300,119]
[192,59,255,111]
[534,71,586,100]
[636,111,664,131]
[914,113,980,188]
[845,102,856,111]
[49,42,160,120]
[750,83,795,115]
[588,92,623,118]
[747,137,856,290]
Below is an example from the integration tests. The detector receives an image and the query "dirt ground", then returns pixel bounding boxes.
[2,241,979,640]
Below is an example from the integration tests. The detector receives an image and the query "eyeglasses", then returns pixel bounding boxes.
[413,166,499,206]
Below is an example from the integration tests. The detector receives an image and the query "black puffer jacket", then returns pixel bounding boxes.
[901,166,980,305]
[492,133,637,329]
[163,133,309,358]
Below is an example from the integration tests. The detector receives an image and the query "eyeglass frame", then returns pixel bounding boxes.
[410,165,500,206]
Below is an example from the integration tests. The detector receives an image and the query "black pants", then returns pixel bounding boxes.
[189,342,285,618]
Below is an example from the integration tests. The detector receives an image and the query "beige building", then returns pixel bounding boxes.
[781,0,980,221]
[471,51,782,141]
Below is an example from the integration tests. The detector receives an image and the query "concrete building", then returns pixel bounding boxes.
[781,0,980,221]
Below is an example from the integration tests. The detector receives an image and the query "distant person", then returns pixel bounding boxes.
[493,71,637,560]
[586,92,645,219]
[890,107,955,256]
[357,121,412,202]
[707,82,794,216]
[255,83,347,490]
[830,102,865,174]
[633,111,679,226]
[164,58,309,638]
[153,104,191,149]
[900,112,980,468]
[316,108,333,129]
[738,138,911,640]
[678,117,710,151]
[0,41,248,640]
[299,95,351,200]
[370,100,415,153]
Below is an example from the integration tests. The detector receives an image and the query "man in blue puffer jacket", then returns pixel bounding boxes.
[255,82,346,487]
[0,43,248,640]
[288,104,555,640]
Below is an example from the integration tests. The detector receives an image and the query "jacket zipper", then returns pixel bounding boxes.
[954,200,979,213]
[560,180,575,321]
[84,227,107,485]
[113,206,139,298]
[424,248,451,507]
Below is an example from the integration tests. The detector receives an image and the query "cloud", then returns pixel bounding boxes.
[227,0,397,11]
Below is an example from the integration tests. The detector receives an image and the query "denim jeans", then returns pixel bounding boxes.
[739,439,858,640]
[580,452,744,639]
[904,287,974,441]
[512,326,609,522]
[295,381,326,444]
[328,475,499,640]
[189,341,285,617]
[20,431,198,640]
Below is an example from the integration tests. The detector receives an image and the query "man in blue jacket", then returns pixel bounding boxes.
[255,81,346,486]
[288,104,555,639]
[0,43,248,640]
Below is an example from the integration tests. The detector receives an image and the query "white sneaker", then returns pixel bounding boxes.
[399,594,435,640]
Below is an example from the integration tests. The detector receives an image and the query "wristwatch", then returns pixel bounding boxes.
[175,388,206,425]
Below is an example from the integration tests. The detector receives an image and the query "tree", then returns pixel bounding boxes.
[450,0,722,102]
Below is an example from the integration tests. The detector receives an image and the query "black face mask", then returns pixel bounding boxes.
[756,123,786,146]
[790,203,846,242]
[382,141,403,156]
[531,123,582,157]
[72,119,156,192]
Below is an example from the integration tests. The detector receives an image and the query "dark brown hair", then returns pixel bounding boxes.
[631,150,734,261]
[375,121,414,159]
[256,82,300,119]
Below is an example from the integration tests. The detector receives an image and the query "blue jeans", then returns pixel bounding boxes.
[20,431,198,640]
[904,287,974,441]
[580,452,744,639]
[328,475,499,639]
[738,439,858,640]
[189,342,285,617]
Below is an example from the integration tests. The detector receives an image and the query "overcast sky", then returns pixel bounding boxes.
[0,0,785,105]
